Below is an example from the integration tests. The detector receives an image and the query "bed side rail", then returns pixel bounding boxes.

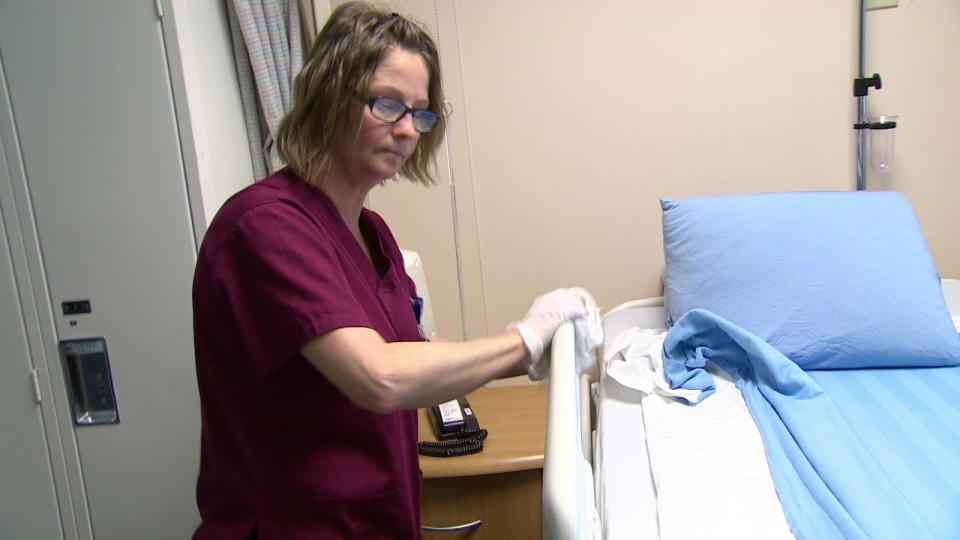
[543,322,600,540]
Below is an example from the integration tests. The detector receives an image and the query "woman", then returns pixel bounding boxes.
[192,3,585,538]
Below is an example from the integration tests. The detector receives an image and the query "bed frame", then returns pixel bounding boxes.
[542,280,960,539]
[543,297,666,539]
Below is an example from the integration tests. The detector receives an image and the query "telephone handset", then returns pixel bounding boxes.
[418,396,487,458]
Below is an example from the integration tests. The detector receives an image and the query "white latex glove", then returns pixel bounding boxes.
[510,288,588,367]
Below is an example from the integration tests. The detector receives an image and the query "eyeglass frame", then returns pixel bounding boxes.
[359,95,439,133]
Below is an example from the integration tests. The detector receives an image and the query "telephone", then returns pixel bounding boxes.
[418,396,487,458]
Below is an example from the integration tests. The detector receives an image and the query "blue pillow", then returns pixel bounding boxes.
[661,191,960,369]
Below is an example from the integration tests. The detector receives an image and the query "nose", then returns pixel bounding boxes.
[392,112,419,139]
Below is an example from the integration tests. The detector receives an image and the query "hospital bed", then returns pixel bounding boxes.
[543,278,960,539]
[543,191,960,540]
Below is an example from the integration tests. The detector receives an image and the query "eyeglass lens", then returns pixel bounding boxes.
[369,97,438,133]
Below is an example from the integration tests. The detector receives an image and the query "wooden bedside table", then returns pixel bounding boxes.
[418,384,548,539]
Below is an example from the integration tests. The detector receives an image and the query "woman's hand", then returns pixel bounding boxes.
[513,288,588,362]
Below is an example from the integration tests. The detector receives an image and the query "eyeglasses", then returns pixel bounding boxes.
[362,96,439,133]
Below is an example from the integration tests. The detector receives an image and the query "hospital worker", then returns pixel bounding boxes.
[191,3,585,539]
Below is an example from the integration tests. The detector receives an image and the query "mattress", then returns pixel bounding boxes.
[595,300,790,539]
[592,280,960,540]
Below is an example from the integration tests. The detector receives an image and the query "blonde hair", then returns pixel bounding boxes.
[276,2,445,185]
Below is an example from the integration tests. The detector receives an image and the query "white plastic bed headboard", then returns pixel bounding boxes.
[942,278,960,317]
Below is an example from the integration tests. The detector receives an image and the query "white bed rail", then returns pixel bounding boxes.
[543,322,600,539]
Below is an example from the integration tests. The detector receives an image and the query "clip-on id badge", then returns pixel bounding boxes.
[412,296,425,340]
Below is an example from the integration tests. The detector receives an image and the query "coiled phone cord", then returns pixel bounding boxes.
[418,428,488,458]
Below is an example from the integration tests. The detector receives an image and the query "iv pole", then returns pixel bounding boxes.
[854,0,898,190]
[856,0,868,191]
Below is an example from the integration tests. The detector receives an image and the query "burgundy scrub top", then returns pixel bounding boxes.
[192,170,423,539]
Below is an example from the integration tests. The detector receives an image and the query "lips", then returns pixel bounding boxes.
[380,148,405,160]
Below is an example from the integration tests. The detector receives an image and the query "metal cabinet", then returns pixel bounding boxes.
[0,1,206,537]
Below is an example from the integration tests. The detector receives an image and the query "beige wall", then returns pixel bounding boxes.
[168,0,255,231]
[361,1,959,339]
[865,2,960,280]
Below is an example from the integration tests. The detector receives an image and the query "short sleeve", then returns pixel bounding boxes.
[212,202,371,376]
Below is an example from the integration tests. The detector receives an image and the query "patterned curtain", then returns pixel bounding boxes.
[227,0,305,179]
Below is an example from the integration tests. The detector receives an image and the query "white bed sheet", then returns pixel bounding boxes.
[639,371,792,539]
[593,301,660,539]
[592,280,960,540]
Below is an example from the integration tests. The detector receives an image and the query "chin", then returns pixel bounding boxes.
[377,162,404,179]
[375,164,400,179]
[364,169,399,186]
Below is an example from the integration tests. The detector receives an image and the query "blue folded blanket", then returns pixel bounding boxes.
[663,309,960,540]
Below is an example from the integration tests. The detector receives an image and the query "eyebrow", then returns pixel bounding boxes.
[369,85,429,108]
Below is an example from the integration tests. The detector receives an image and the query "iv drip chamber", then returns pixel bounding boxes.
[868,115,897,172]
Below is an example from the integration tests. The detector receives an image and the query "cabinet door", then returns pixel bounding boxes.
[0,166,63,539]
[421,470,543,539]
[0,1,201,538]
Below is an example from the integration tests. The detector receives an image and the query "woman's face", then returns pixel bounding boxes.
[333,47,430,188]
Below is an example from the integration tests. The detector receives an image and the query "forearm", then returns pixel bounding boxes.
[302,327,529,413]
[303,289,585,412]
[377,333,528,410]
